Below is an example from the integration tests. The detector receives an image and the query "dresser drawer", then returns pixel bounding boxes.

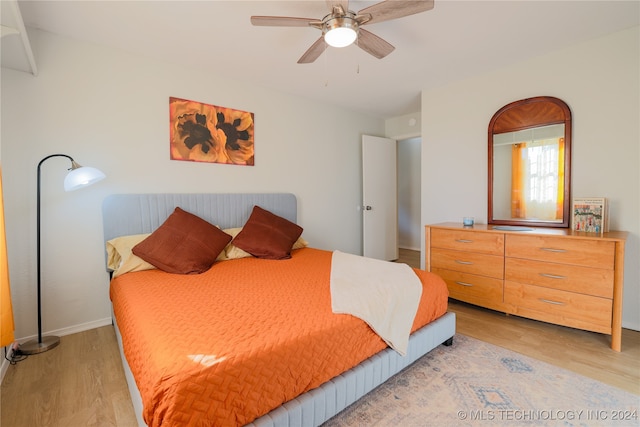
[433,268,503,307]
[505,258,614,299]
[505,235,615,269]
[504,281,612,334]
[431,229,504,255]
[431,248,504,279]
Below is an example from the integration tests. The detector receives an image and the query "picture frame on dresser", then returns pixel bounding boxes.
[572,197,609,234]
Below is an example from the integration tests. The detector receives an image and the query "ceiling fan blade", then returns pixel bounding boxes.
[358,0,434,25]
[250,16,319,27]
[357,28,395,59]
[298,37,328,64]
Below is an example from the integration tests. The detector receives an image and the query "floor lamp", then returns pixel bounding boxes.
[17,154,106,355]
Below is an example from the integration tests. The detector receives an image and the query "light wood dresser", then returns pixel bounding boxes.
[425,223,627,351]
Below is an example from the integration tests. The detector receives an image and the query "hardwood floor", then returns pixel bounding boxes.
[449,299,640,395]
[2,249,638,426]
[1,326,137,427]
[397,247,421,268]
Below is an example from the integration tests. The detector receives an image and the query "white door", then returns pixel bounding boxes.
[362,135,398,260]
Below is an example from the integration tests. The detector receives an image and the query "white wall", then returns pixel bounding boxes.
[1,29,384,341]
[422,26,640,331]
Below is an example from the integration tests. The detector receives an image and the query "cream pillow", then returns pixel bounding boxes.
[221,228,251,260]
[106,234,157,277]
[292,236,309,250]
[221,227,308,260]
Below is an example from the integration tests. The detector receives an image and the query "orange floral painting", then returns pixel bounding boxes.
[169,97,254,165]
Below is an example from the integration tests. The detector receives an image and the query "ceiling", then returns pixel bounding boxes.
[2,1,639,118]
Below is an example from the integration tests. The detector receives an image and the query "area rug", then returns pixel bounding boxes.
[323,334,639,427]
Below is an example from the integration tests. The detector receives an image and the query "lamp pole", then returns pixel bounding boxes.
[18,154,105,355]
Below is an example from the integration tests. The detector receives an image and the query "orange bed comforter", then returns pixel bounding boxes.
[110,247,448,427]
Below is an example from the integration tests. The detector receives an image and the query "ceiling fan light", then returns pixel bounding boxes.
[325,27,357,47]
[324,17,358,48]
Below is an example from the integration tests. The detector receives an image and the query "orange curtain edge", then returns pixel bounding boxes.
[556,138,565,219]
[0,166,16,347]
[511,143,526,218]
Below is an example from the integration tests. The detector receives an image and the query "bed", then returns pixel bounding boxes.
[102,193,456,427]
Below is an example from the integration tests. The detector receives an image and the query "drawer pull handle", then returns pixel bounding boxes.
[455,260,473,265]
[539,273,567,280]
[540,247,567,253]
[455,239,473,243]
[539,298,565,306]
[455,281,474,287]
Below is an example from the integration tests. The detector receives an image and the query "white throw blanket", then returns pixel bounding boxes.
[330,250,422,356]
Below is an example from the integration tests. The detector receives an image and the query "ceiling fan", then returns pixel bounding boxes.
[251,0,434,64]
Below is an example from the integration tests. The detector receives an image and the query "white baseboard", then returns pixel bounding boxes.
[0,344,15,383]
[0,317,112,384]
[41,317,113,339]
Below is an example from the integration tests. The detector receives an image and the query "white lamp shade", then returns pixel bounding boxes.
[324,27,357,48]
[64,166,106,192]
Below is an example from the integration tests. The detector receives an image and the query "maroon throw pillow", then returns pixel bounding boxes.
[232,206,303,260]
[132,207,231,274]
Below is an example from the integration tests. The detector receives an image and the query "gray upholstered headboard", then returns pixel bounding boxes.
[101,193,297,263]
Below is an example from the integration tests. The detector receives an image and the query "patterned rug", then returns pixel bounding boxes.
[323,334,639,427]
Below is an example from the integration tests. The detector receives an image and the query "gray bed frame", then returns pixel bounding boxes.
[102,193,456,427]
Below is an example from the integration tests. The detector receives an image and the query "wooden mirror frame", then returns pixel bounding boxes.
[488,96,572,228]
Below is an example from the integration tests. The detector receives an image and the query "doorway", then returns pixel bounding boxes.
[397,137,421,267]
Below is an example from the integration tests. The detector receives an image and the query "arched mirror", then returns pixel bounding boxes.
[488,96,572,228]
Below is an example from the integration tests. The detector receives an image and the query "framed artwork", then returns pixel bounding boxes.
[169,97,254,165]
[572,197,608,234]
